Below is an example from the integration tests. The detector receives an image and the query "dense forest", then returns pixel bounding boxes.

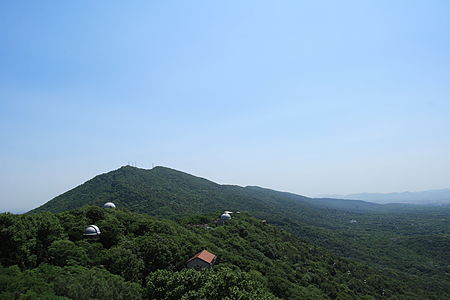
[27,166,450,297]
[2,206,448,299]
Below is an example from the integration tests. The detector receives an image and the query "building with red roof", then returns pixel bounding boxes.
[186,250,217,269]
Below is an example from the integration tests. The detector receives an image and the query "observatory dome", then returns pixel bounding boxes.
[83,225,101,236]
[220,213,232,220]
[103,202,116,208]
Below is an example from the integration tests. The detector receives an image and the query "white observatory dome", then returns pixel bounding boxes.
[220,213,232,220]
[103,202,116,208]
[83,225,101,237]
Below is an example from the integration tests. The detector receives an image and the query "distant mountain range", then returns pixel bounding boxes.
[324,188,450,205]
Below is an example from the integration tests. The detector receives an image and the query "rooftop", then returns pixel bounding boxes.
[186,250,217,264]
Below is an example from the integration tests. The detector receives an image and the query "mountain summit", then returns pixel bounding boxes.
[31,166,224,216]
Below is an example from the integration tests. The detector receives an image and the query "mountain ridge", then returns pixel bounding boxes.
[323,188,450,204]
[30,165,402,215]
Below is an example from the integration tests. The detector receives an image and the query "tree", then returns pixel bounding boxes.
[48,240,88,267]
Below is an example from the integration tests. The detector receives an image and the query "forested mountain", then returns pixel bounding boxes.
[1,207,447,299]
[30,166,410,216]
[27,166,450,298]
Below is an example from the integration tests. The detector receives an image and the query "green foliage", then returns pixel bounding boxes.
[3,207,448,299]
[48,240,88,267]
[19,166,450,298]
[0,213,65,269]
[146,267,279,300]
[102,245,144,282]
[27,166,450,284]
[0,264,142,300]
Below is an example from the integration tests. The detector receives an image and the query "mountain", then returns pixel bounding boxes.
[2,206,447,299]
[28,166,450,298]
[30,165,402,216]
[324,189,450,205]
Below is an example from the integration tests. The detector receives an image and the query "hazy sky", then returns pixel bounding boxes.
[1,1,450,212]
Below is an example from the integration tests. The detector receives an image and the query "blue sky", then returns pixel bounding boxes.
[1,1,450,212]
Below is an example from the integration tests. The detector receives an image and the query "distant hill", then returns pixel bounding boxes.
[324,188,450,204]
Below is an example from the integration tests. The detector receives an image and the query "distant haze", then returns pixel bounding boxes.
[1,1,450,212]
[323,189,450,205]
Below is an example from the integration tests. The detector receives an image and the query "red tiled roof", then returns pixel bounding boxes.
[186,250,217,264]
